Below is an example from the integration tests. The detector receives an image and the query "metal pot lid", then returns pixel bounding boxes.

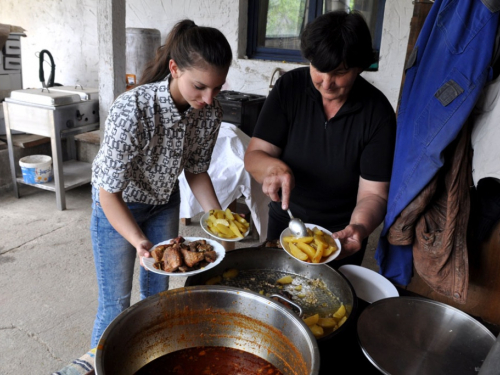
[9,88,81,106]
[48,85,99,100]
[357,296,496,375]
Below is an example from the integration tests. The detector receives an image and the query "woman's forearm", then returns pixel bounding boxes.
[244,149,288,183]
[99,187,148,248]
[184,171,222,212]
[349,195,387,239]
[349,179,389,239]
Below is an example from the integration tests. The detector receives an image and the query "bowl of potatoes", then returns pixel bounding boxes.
[280,224,341,265]
[201,208,250,242]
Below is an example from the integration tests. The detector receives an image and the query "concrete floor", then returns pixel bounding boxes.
[0,183,381,375]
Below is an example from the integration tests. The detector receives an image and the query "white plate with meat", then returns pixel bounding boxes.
[143,236,225,276]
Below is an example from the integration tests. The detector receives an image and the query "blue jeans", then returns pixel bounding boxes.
[90,187,180,348]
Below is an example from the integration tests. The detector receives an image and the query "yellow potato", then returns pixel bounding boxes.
[276,275,293,284]
[309,324,324,337]
[224,208,235,221]
[207,223,219,235]
[317,317,337,328]
[233,213,249,225]
[312,242,325,263]
[295,242,316,259]
[303,314,319,326]
[338,316,347,327]
[313,234,329,248]
[222,268,239,279]
[229,221,244,238]
[215,223,233,236]
[282,236,314,243]
[289,243,309,261]
[215,218,230,226]
[234,220,247,233]
[333,304,346,319]
[313,227,325,236]
[323,245,336,257]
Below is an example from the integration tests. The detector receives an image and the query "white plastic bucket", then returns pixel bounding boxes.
[19,155,53,184]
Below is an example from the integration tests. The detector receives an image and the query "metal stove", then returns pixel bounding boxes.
[3,86,100,210]
[216,90,266,137]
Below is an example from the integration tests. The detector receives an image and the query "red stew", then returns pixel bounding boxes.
[134,346,283,375]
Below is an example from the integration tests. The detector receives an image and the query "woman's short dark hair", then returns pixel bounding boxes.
[300,10,376,72]
[139,19,233,85]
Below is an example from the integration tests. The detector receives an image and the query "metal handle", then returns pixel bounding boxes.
[269,293,303,317]
[287,209,294,219]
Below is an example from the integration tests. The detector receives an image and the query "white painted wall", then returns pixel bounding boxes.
[1,0,413,109]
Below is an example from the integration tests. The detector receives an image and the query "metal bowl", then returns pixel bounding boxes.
[357,296,496,375]
[95,286,319,375]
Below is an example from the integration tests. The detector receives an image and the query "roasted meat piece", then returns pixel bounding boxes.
[204,250,217,263]
[151,244,171,262]
[181,248,205,267]
[162,245,183,272]
[197,243,212,252]
[170,236,185,244]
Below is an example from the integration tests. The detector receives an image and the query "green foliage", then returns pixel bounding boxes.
[266,0,307,37]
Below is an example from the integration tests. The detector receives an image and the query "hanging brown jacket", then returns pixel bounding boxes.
[387,122,472,304]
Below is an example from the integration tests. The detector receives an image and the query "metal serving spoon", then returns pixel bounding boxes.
[287,209,308,237]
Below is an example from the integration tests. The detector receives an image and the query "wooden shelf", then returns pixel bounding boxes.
[16,159,92,192]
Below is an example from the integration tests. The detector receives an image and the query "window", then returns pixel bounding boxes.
[246,0,386,70]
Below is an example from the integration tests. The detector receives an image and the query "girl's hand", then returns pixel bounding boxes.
[137,239,154,268]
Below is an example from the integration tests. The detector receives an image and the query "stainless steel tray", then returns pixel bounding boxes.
[9,88,81,106]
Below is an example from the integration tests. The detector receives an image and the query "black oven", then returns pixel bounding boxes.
[216,90,266,137]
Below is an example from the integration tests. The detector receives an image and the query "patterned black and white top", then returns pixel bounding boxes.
[91,76,223,205]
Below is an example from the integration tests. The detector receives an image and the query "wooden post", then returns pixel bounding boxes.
[97,0,126,141]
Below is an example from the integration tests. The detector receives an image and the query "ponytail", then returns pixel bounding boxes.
[139,19,232,85]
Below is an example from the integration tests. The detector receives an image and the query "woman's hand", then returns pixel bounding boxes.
[136,239,154,268]
[332,224,368,259]
[262,168,294,209]
[244,137,295,210]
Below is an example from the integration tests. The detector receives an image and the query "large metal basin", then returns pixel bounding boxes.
[186,247,358,342]
[95,285,319,375]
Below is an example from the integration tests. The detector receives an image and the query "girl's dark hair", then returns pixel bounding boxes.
[139,19,233,85]
[300,10,376,73]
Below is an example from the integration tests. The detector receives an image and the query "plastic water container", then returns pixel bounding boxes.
[19,155,53,184]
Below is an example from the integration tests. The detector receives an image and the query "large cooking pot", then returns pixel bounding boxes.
[95,285,319,375]
[186,247,357,342]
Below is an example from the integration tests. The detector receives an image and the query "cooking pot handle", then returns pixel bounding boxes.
[269,294,303,318]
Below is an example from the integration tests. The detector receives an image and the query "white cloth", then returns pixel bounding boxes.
[471,74,500,186]
[179,122,270,241]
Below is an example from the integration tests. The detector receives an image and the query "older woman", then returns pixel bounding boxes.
[244,10,396,268]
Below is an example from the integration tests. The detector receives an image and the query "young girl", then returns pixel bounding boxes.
[90,19,232,348]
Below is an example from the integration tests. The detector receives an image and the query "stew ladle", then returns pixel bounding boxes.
[287,209,308,237]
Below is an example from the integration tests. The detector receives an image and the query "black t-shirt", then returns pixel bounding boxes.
[253,67,396,228]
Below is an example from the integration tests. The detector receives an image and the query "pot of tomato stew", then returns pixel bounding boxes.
[94,285,319,375]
